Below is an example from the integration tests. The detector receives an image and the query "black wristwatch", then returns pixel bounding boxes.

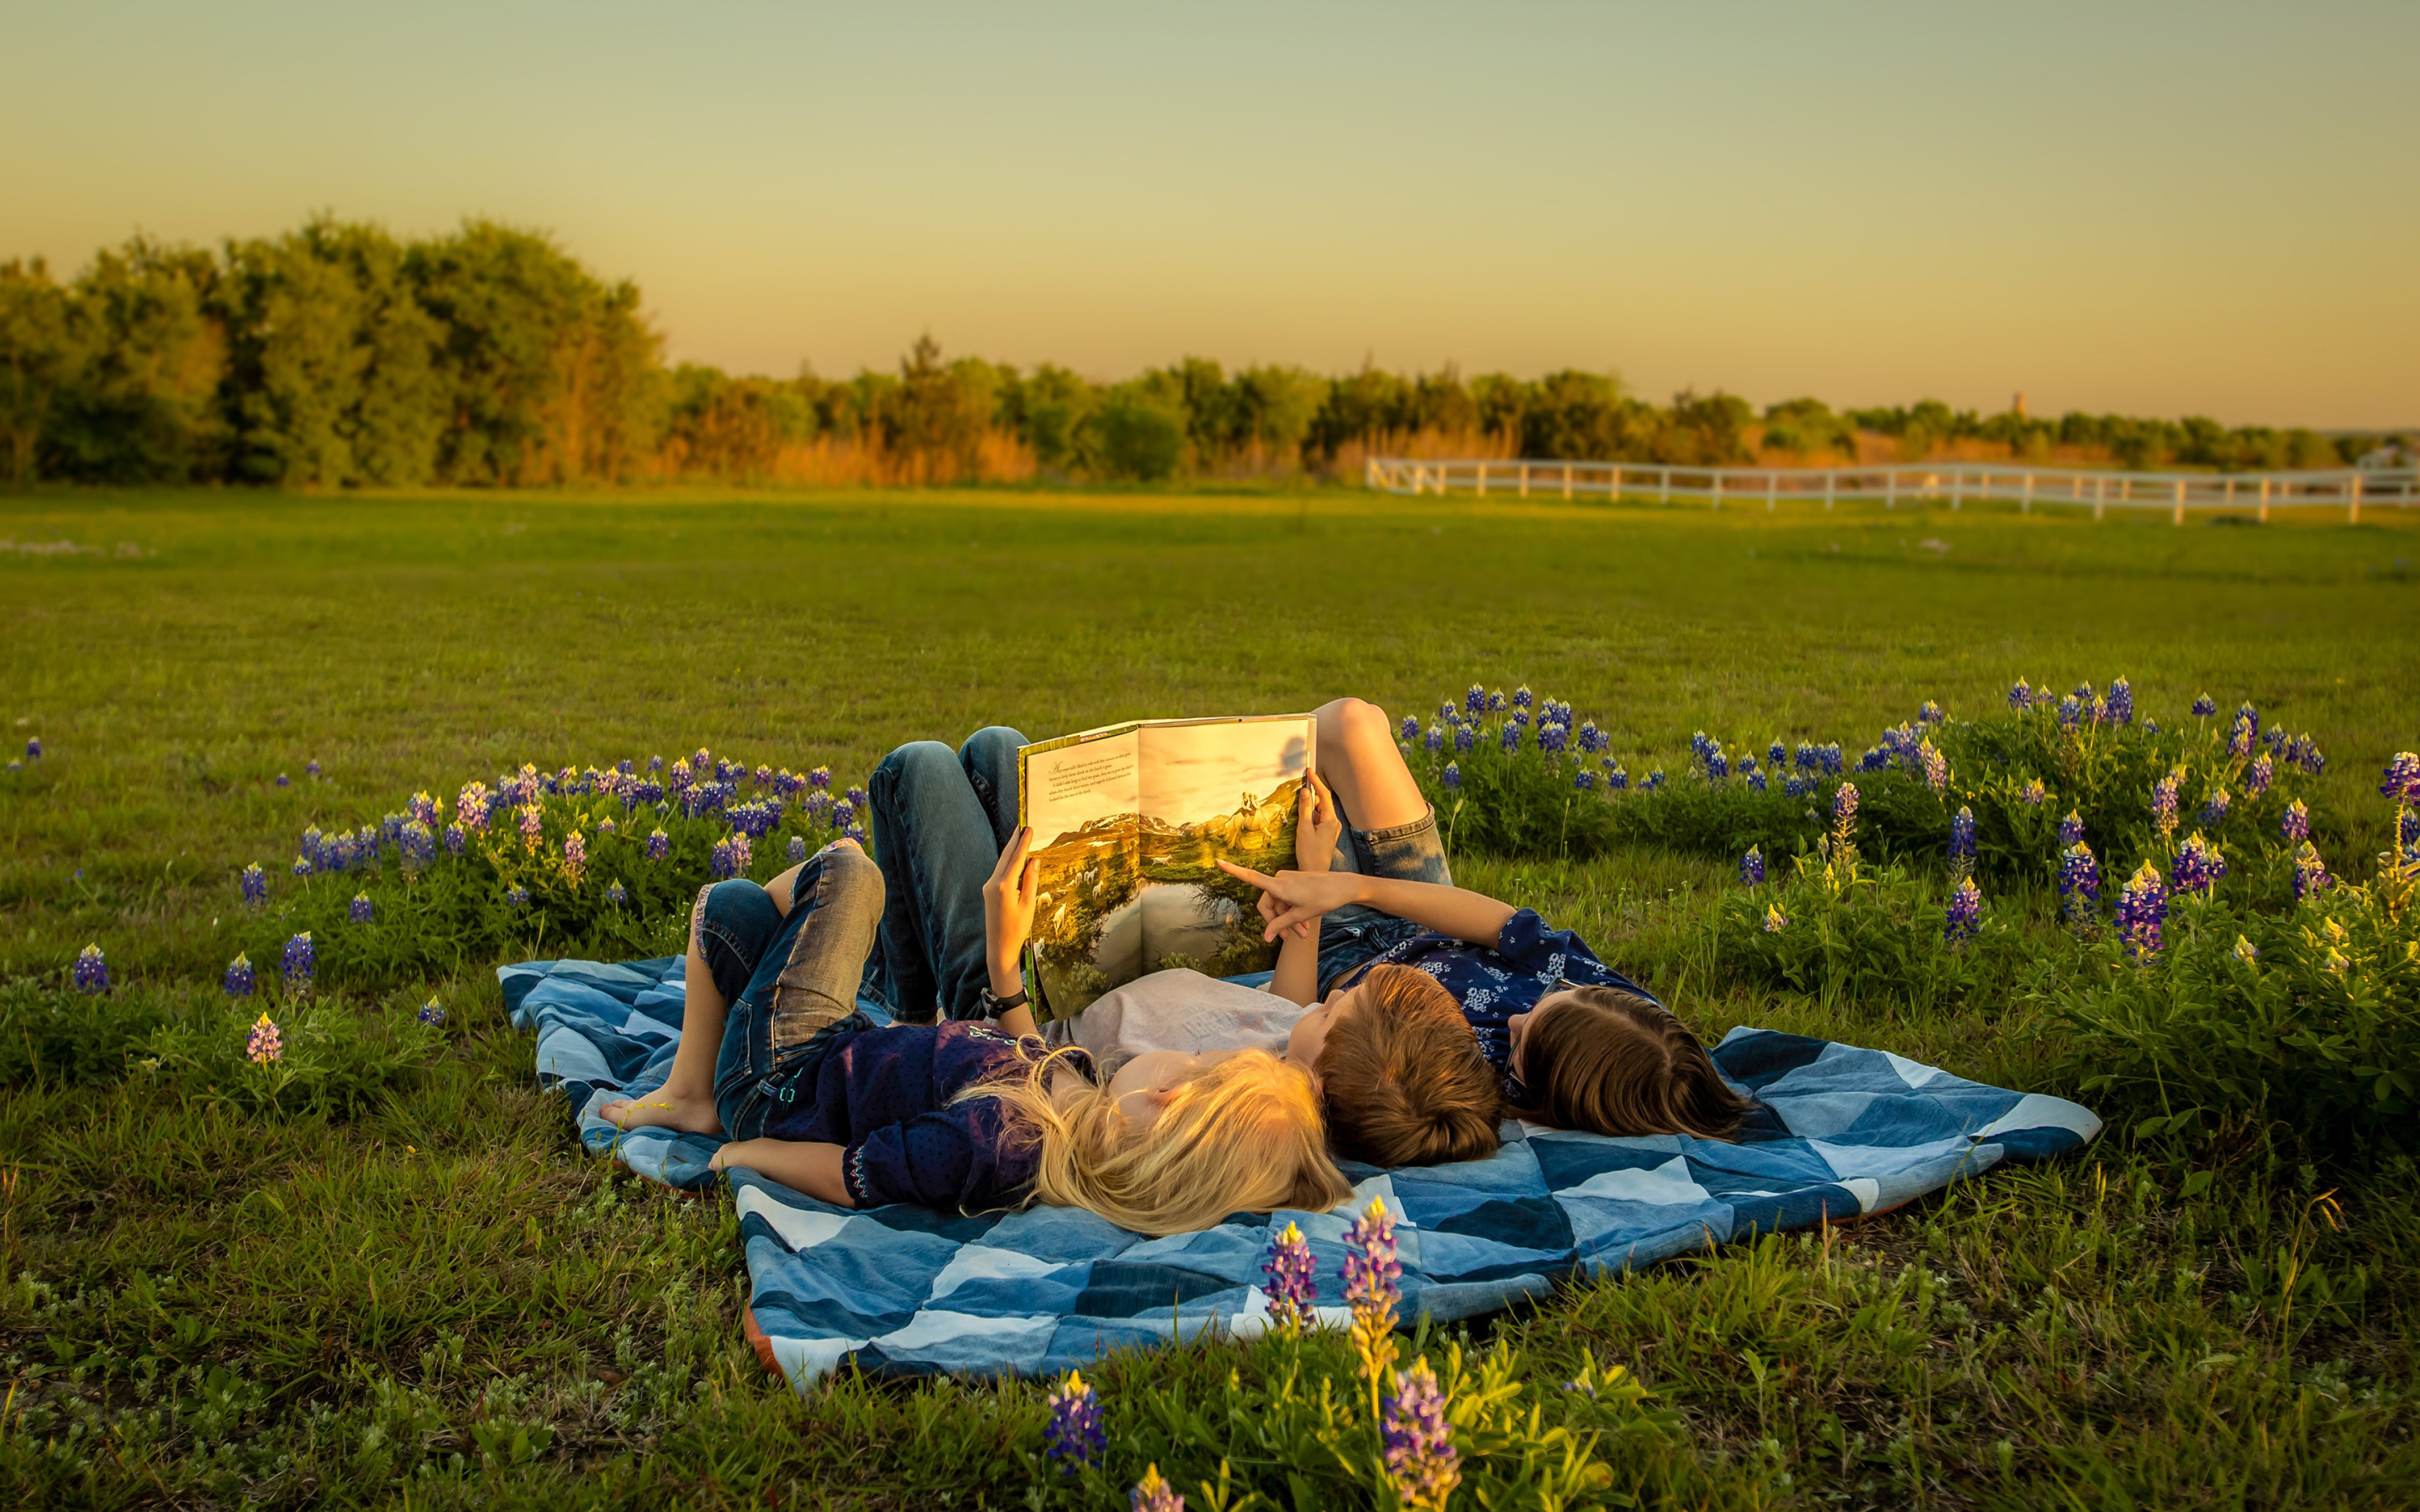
[978,984,1029,1020]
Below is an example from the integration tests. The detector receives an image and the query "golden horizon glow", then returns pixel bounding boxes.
[5,1,2415,427]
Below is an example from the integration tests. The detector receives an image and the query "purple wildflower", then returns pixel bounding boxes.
[2008,678,2032,709]
[72,942,108,994]
[1042,1370,1104,1471]
[2282,799,2309,843]
[2019,779,2048,807]
[505,885,529,911]
[562,831,587,883]
[306,759,321,778]
[1768,739,1787,768]
[1949,806,1976,864]
[669,758,693,791]
[291,853,310,878]
[1739,846,1765,886]
[2107,678,2133,725]
[518,805,544,853]
[1747,769,1768,791]
[418,999,445,1026]
[224,953,255,997]
[1646,769,1665,790]
[1606,762,1628,790]
[1399,713,1418,743]
[754,764,773,786]
[24,737,41,761]
[1832,782,1860,832]
[2199,788,2231,827]
[2246,754,2274,797]
[787,833,809,862]
[1381,1357,1461,1512]
[1944,877,1982,944]
[1918,699,1945,725]
[444,823,466,855]
[2152,771,2181,839]
[2293,841,2330,900]
[1260,1221,1318,1332]
[1538,720,1569,755]
[1512,685,1533,710]
[1453,722,1475,753]
[2170,833,2226,896]
[605,880,628,905]
[1487,689,1507,712]
[2381,752,2420,806]
[1822,743,1844,776]
[1498,723,1520,753]
[2058,842,2100,923]
[2056,696,2082,730]
[648,754,664,773]
[844,785,867,811]
[711,832,753,879]
[1344,1196,1403,1383]
[1763,902,1789,932]
[349,892,373,924]
[1465,684,1486,714]
[1130,1464,1184,1512]
[2191,693,2217,718]
[1796,741,1818,773]
[1918,739,1947,793]
[276,773,290,787]
[1575,768,1597,791]
[2116,863,2167,959]
[246,1012,283,1064]
[1707,747,1728,780]
[1441,762,1460,790]
[457,781,492,832]
[241,862,268,906]
[281,932,315,993]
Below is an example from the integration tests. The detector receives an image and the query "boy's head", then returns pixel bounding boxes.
[1287,964,1501,1168]
[1504,985,1750,1139]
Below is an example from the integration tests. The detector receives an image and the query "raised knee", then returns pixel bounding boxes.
[814,834,884,903]
[876,739,959,788]
[1328,697,1394,749]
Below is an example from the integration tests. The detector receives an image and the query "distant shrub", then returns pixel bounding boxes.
[1090,398,1186,480]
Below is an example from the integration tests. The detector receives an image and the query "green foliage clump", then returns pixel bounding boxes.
[0,979,188,1085]
[2046,867,2420,1163]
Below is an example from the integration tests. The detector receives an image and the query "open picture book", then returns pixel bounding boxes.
[1016,715,1315,1020]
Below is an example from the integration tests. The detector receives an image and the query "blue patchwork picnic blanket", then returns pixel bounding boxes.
[502,955,2101,1388]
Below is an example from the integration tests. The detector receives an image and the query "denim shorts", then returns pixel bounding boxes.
[691,843,885,1141]
[1314,806,1452,996]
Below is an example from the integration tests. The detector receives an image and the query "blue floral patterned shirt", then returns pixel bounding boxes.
[1339,908,1661,1071]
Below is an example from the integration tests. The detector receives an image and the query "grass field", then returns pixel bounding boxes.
[4,484,2418,1509]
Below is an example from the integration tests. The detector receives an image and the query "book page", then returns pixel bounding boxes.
[1018,727,1144,1017]
[1131,716,1314,977]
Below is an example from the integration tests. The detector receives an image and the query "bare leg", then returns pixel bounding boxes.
[1314,696,1429,832]
[597,912,730,1135]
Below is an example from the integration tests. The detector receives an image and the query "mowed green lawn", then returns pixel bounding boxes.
[3,485,2417,1509]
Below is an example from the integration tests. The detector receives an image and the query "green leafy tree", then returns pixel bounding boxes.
[48,239,227,483]
[0,259,82,486]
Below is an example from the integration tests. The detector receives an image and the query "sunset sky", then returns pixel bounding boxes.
[7,1,2414,426]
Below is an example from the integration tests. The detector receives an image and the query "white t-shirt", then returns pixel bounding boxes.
[1039,969,1307,1075]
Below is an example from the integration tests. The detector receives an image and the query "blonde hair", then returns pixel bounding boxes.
[961,1047,1352,1237]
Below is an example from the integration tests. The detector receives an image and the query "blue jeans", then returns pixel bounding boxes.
[1315,805,1453,995]
[864,726,1025,1023]
[691,843,885,1140]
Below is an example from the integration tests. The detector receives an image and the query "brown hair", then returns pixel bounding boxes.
[1316,964,1502,1168]
[1504,985,1751,1139]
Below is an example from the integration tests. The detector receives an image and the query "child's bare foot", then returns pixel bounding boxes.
[597,1085,723,1136]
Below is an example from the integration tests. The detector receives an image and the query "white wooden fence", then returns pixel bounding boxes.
[1363,457,2420,524]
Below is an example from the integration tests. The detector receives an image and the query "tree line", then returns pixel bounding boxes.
[1,217,2400,489]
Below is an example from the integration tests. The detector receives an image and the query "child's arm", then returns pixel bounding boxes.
[985,827,1042,1038]
[711,1137,853,1206]
[1265,773,1342,1005]
[1216,864,1517,950]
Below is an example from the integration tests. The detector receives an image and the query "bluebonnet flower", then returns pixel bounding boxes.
[669,758,693,791]
[1344,1196,1403,1383]
[2246,754,2274,797]
[1689,730,1714,768]
[1381,1357,1461,1512]
[1783,774,1807,797]
[693,747,713,774]
[1859,746,1887,773]
[1465,684,1486,714]
[1499,723,1521,754]
[301,825,324,869]
[1949,806,1976,864]
[1399,714,1418,743]
[2152,771,2180,839]
[605,880,629,905]
[2171,833,2226,896]
[276,773,290,787]
[2293,841,2330,900]
[506,885,530,911]
[1581,722,1609,755]
[1436,701,1455,722]
[457,781,492,832]
[648,754,665,773]
[1746,769,1766,791]
[844,821,866,845]
[2228,706,2259,759]
[1486,689,1507,712]
[224,953,255,998]
[1822,743,1844,776]
[2191,693,2217,718]
[2058,842,2100,923]
[1574,768,1595,791]
[2116,864,2167,958]
[2200,788,2231,827]
[2282,799,2309,843]
[2008,678,2033,710]
[1918,700,1944,725]
[1441,762,1460,790]
[2144,718,2160,735]
[618,759,635,776]
[246,1012,283,1064]
[2106,678,2133,725]
[830,799,855,832]
[561,832,587,883]
[518,805,544,853]
[1706,747,1728,780]
[1918,739,1946,793]
[2402,809,2420,849]
[1796,742,1817,773]
[24,737,41,761]
[2019,779,2048,807]
[73,943,108,994]
[408,790,439,827]
[1944,877,1982,945]
[1645,769,1665,790]
[2294,733,2326,774]
[1833,782,1859,830]
[1606,762,1628,790]
[1423,722,1444,753]
[845,785,868,811]
[418,999,446,1026]
[788,834,810,862]
[1130,1464,1183,1512]
[3,760,17,774]
[292,854,311,877]
[1260,1221,1318,1332]
[2073,680,2096,704]
[1763,902,1789,932]
[597,816,616,836]
[1739,846,1765,885]
[1042,1370,1105,1471]
[444,823,466,855]
[1768,740,1786,768]
[350,893,373,924]
[2055,696,2082,730]
[2381,752,2420,806]
[282,932,315,993]
[1454,722,1475,753]
[2059,810,2085,848]
[1512,685,1533,709]
[629,779,664,807]
[241,862,268,906]
[1538,721,1568,755]
[302,759,320,780]
[711,832,753,879]
[1738,753,1757,777]
[1511,706,1530,729]
[755,764,773,786]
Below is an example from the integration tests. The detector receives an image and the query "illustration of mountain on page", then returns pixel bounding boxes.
[1017,715,1314,1020]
